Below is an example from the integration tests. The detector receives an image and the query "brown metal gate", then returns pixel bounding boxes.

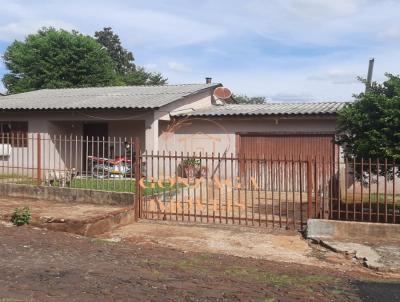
[135,152,319,229]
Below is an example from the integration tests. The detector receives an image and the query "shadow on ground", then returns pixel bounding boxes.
[355,281,400,302]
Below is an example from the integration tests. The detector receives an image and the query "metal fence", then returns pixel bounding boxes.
[138,152,312,229]
[0,133,399,228]
[335,158,400,224]
[137,153,400,228]
[0,133,140,193]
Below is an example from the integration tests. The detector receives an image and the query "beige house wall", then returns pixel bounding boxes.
[0,110,149,174]
[145,88,215,152]
[159,116,337,155]
[0,87,215,175]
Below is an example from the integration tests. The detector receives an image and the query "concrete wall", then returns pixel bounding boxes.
[159,115,337,155]
[0,88,216,175]
[149,115,337,180]
[144,89,215,153]
[307,219,400,241]
[0,183,134,206]
[0,110,150,176]
[0,119,49,177]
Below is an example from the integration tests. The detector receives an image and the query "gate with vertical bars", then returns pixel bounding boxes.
[0,133,398,230]
[137,152,329,229]
[136,152,400,229]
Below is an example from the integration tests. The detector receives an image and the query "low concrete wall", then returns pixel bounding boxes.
[307,219,400,242]
[0,183,134,206]
[33,208,136,236]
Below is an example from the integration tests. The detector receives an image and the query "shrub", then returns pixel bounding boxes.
[11,207,31,226]
[182,158,201,167]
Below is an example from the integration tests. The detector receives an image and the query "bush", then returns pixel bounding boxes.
[182,158,201,167]
[11,207,31,226]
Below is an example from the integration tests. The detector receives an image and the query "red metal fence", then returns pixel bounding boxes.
[138,152,311,228]
[0,133,140,192]
[0,133,399,229]
[137,153,400,228]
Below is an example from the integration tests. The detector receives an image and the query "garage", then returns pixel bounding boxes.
[237,133,336,161]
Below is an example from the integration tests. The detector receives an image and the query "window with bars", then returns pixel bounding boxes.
[0,122,29,147]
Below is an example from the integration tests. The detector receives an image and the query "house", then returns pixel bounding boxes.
[0,81,347,173]
[170,102,346,161]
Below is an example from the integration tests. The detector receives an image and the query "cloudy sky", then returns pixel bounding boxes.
[0,0,399,101]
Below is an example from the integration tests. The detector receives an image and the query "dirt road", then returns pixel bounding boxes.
[0,223,399,301]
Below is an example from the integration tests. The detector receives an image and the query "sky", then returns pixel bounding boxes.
[0,0,400,101]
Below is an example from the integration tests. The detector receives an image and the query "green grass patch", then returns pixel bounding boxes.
[0,173,181,194]
[369,193,400,203]
[223,266,338,287]
[344,193,400,204]
[144,254,340,290]
[70,178,181,194]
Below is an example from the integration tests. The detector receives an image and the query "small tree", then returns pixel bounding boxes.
[336,73,400,179]
[95,27,167,85]
[2,28,117,94]
[94,27,135,75]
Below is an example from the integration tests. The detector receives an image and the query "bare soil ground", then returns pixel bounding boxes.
[0,197,134,236]
[1,223,400,302]
[106,220,321,265]
[0,197,127,221]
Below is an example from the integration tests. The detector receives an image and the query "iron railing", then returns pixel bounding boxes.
[0,133,398,228]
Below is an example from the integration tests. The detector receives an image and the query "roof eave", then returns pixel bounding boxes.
[0,106,158,112]
[175,112,339,118]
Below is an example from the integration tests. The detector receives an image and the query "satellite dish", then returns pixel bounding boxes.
[213,87,232,100]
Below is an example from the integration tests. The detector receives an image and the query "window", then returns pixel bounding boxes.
[0,122,28,147]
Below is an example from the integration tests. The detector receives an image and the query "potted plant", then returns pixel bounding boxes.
[182,158,201,179]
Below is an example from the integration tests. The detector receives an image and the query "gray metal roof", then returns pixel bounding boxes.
[172,102,348,117]
[0,84,219,110]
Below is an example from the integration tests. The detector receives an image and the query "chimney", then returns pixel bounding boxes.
[205,77,212,84]
[365,58,374,93]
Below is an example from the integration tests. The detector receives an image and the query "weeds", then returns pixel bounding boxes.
[11,207,31,226]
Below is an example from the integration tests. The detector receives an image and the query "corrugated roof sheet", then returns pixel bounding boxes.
[0,83,219,110]
[172,102,348,117]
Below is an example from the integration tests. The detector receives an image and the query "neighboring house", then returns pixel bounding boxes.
[0,81,347,172]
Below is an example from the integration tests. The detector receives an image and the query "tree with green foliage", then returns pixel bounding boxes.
[233,94,267,104]
[94,27,135,75]
[336,73,400,178]
[95,27,167,85]
[2,28,117,94]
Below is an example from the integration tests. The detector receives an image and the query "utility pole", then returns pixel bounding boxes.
[365,58,374,93]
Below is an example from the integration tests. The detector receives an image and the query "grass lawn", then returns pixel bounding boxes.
[343,192,400,204]
[0,174,180,195]
[71,178,180,194]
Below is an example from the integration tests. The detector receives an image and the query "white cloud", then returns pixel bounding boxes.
[379,26,400,40]
[0,0,399,100]
[167,61,189,72]
[308,69,359,84]
[288,0,365,20]
[142,63,158,71]
[0,1,225,47]
[0,20,75,41]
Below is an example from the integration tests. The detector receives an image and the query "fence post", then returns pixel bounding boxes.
[134,137,141,221]
[37,133,42,184]
[307,158,313,219]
